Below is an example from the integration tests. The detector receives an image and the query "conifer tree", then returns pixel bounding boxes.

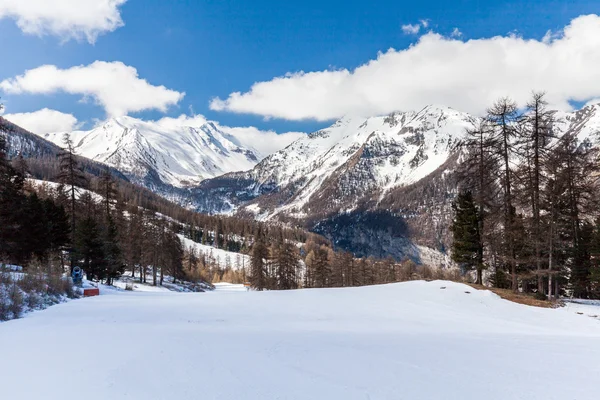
[0,136,25,262]
[487,98,520,290]
[589,219,600,299]
[519,92,555,293]
[250,229,269,290]
[75,216,106,281]
[274,240,299,290]
[57,134,87,271]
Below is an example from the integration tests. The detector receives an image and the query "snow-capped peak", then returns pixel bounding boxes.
[232,105,477,219]
[41,115,263,188]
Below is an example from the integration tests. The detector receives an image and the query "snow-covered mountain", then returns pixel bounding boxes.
[554,103,600,145]
[20,103,600,260]
[41,116,263,188]
[193,105,477,217]
[190,103,600,259]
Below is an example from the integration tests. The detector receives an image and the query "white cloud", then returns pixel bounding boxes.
[155,114,304,155]
[0,61,185,117]
[4,108,79,134]
[0,0,127,43]
[401,24,421,35]
[585,98,600,107]
[221,125,304,155]
[451,27,462,38]
[420,19,430,28]
[210,14,600,121]
[155,114,208,130]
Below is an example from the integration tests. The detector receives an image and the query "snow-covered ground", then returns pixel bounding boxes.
[1,281,599,400]
[179,234,250,270]
[212,282,248,292]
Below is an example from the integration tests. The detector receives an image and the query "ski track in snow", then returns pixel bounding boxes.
[1,281,599,400]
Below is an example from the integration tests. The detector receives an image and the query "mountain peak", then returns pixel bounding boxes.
[39,116,264,188]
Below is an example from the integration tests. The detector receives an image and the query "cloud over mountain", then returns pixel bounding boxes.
[0,61,185,117]
[211,14,600,121]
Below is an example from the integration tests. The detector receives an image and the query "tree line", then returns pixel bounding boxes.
[451,92,600,299]
[248,230,459,291]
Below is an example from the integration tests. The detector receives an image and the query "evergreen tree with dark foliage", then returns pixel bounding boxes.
[99,170,123,285]
[589,219,600,299]
[0,136,25,262]
[250,229,269,290]
[273,240,299,290]
[57,134,87,271]
[450,191,484,284]
[42,198,70,264]
[75,216,106,281]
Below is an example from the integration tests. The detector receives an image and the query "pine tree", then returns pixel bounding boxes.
[518,92,555,293]
[250,230,269,290]
[99,170,122,285]
[450,191,484,284]
[42,198,70,263]
[544,132,599,298]
[487,97,520,290]
[0,136,25,262]
[589,219,600,299]
[75,216,106,281]
[57,134,87,272]
[125,207,143,278]
[274,240,299,290]
[306,247,330,288]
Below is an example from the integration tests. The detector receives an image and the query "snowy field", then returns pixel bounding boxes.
[1,281,599,400]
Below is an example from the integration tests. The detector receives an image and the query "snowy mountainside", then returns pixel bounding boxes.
[1,116,62,158]
[0,117,130,182]
[41,116,263,189]
[192,103,600,260]
[178,235,250,270]
[554,103,600,145]
[194,105,477,218]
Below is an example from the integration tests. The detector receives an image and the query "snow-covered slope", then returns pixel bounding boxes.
[195,105,477,218]
[178,234,250,270]
[196,103,600,218]
[1,281,599,399]
[42,116,262,188]
[554,103,600,145]
[190,103,600,260]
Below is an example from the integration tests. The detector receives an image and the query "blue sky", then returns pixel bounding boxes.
[1,0,599,135]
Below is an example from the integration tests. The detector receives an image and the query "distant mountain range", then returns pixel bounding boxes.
[41,116,263,189]
[7,102,600,262]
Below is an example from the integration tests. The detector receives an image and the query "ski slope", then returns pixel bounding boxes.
[1,281,599,400]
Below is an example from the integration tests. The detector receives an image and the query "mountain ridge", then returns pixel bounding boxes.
[24,102,600,261]
[41,115,264,190]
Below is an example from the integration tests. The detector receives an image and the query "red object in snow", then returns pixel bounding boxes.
[83,288,100,297]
